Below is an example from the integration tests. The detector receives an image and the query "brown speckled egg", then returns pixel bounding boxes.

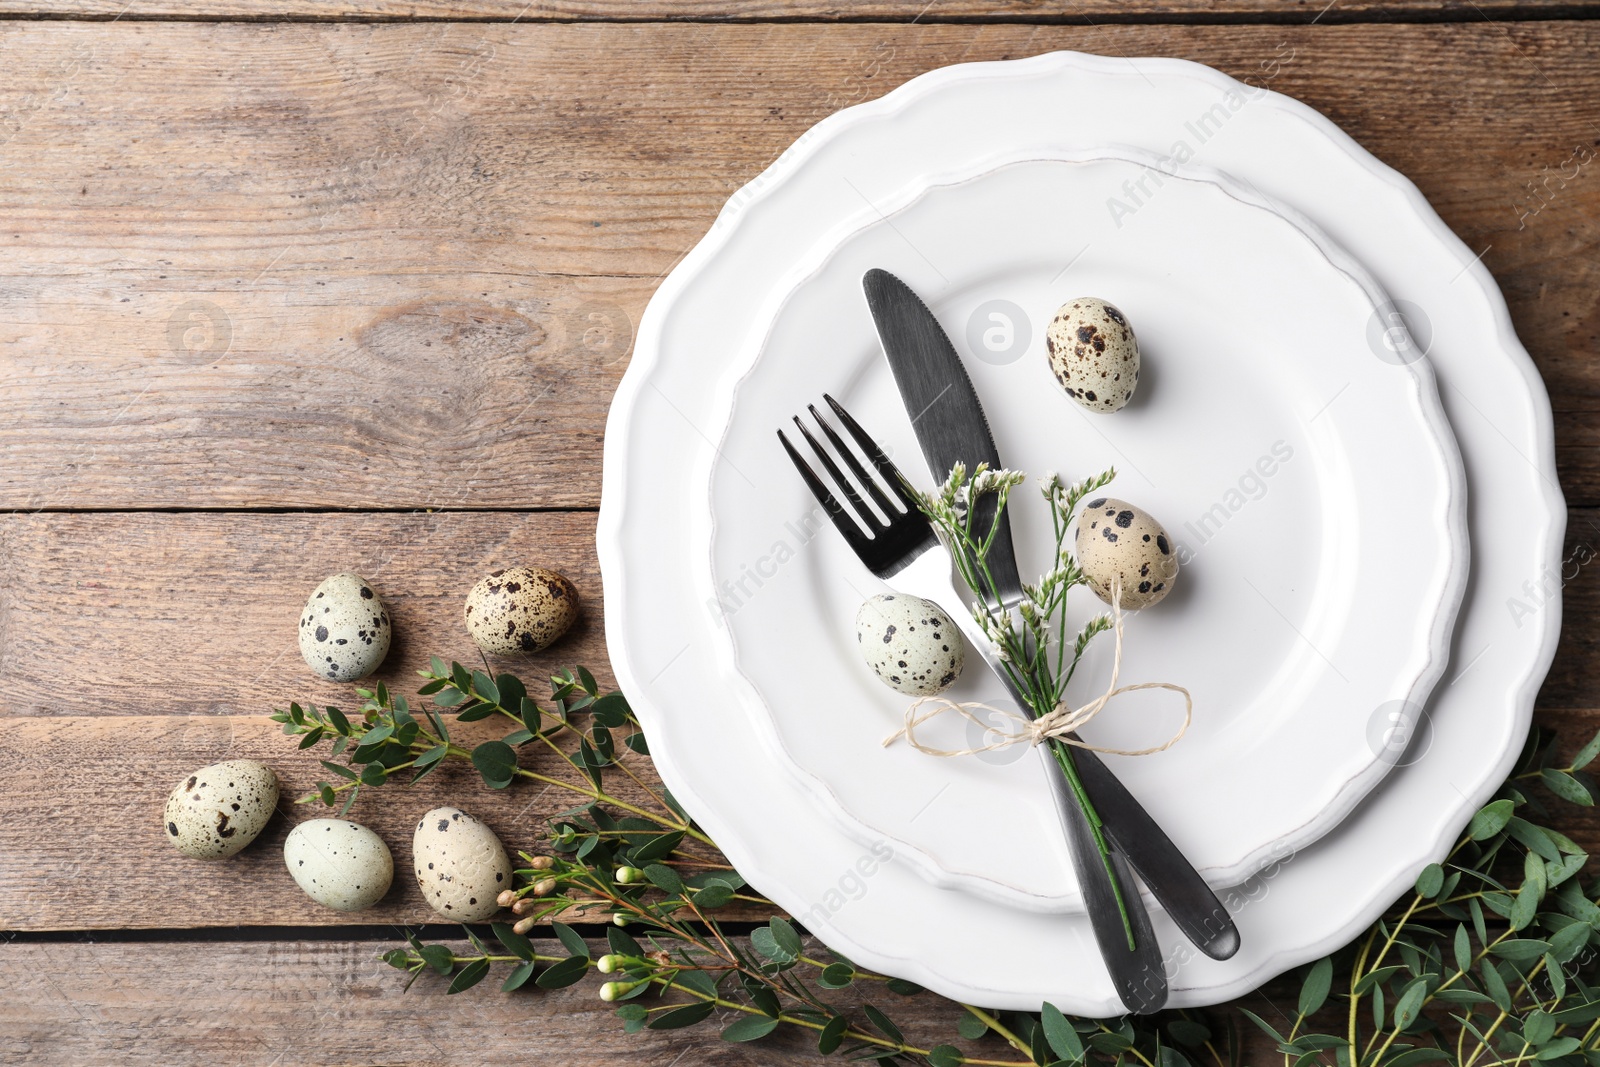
[297,572,391,683]
[854,594,964,697]
[163,759,279,859]
[412,806,510,922]
[1075,498,1178,610]
[464,566,579,655]
[1045,298,1140,413]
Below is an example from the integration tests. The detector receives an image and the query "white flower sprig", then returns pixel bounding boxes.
[911,461,1138,945]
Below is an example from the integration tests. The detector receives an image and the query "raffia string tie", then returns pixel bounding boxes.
[881,579,1192,759]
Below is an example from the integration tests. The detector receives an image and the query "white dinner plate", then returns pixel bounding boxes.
[697,149,1468,913]
[598,51,1563,1012]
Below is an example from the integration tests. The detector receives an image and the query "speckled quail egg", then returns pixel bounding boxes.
[1074,498,1179,610]
[464,566,579,655]
[297,572,391,682]
[412,806,511,922]
[1045,298,1140,413]
[854,594,964,697]
[284,818,394,912]
[163,759,279,859]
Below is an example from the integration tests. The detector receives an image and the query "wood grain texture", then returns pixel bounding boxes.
[7,936,1275,1067]
[0,21,1595,508]
[0,510,612,718]
[0,715,731,930]
[0,0,1587,19]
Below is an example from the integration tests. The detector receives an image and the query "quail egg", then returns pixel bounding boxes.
[297,572,391,682]
[285,818,394,912]
[854,594,964,697]
[1045,298,1140,413]
[1074,498,1178,610]
[163,759,279,859]
[464,566,580,655]
[412,806,511,922]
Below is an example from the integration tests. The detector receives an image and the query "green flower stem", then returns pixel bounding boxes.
[658,982,1032,1067]
[958,1005,1033,1059]
[922,464,1138,952]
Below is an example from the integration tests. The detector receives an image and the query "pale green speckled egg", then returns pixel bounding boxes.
[284,818,393,912]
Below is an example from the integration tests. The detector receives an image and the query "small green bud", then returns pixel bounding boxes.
[599,980,642,1002]
[615,866,645,884]
[597,954,623,974]
[612,913,629,927]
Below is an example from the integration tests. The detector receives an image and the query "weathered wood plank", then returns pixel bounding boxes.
[0,22,1594,508]
[0,511,611,718]
[0,715,718,930]
[0,0,1584,20]
[0,936,1286,1066]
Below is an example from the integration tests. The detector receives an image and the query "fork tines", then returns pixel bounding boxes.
[777,394,935,578]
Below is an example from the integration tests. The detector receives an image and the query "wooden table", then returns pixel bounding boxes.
[1,2,1596,1063]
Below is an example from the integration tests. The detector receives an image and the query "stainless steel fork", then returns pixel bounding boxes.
[779,394,1174,1014]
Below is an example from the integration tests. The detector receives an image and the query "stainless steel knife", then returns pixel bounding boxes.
[864,268,1240,973]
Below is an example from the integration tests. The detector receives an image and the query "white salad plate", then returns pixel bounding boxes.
[695,149,1468,914]
[598,51,1564,1013]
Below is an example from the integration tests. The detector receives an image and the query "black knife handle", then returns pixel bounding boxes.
[1071,744,1241,961]
[1038,744,1168,1014]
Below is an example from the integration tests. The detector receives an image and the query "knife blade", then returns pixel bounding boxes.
[864,267,1240,967]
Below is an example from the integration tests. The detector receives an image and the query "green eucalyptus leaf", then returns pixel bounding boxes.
[1508,817,1562,862]
[471,740,519,789]
[768,918,803,960]
[926,1046,963,1067]
[1572,729,1600,770]
[818,1014,849,1055]
[1509,884,1541,932]
[692,884,733,909]
[1042,1002,1085,1061]
[643,864,684,896]
[862,1004,904,1045]
[1525,1009,1557,1045]
[446,957,490,994]
[1542,768,1595,806]
[1166,1019,1210,1047]
[470,670,499,706]
[957,1008,989,1041]
[591,692,630,727]
[1481,958,1514,1011]
[1416,863,1445,899]
[1492,938,1552,963]
[1298,956,1334,1017]
[501,960,537,992]
[721,1015,779,1043]
[535,955,590,989]
[1383,1051,1450,1067]
[1468,799,1515,840]
[648,1001,716,1030]
[674,970,718,1000]
[1393,977,1428,1029]
[817,962,855,989]
[551,921,590,960]
[607,926,643,957]
[491,922,536,962]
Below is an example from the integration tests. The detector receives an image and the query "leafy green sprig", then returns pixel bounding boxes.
[1244,724,1600,1067]
[280,661,1600,1067]
[272,660,712,852]
[913,464,1135,947]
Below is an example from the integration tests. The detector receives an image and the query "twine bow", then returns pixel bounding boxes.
[881,580,1191,758]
